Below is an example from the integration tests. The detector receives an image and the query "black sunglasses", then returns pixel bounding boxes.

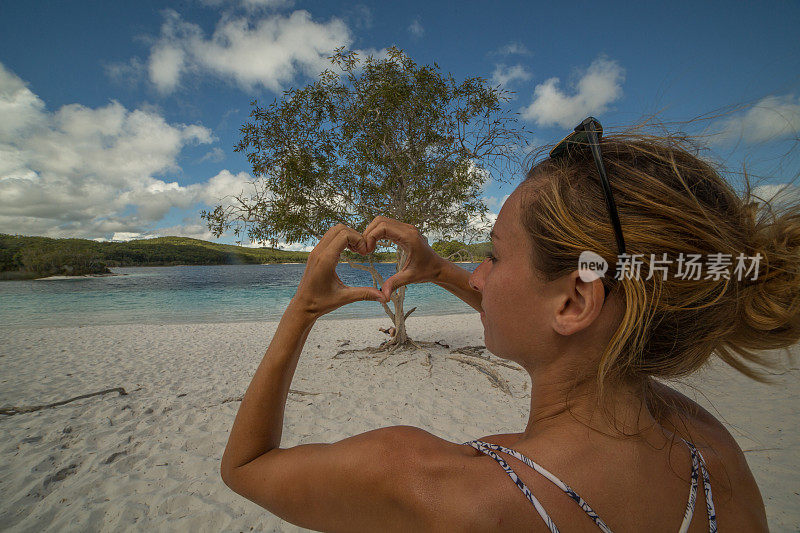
[549,117,626,258]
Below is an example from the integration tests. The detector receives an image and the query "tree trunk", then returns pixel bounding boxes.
[391,245,410,344]
[347,245,420,351]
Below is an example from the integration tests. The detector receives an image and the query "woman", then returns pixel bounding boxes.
[220,119,798,531]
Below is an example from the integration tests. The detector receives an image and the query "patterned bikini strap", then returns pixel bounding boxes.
[681,439,718,533]
[465,438,717,533]
[464,440,614,533]
[464,440,560,532]
[678,440,700,533]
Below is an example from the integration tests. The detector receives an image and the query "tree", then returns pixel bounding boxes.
[202,46,529,351]
[432,239,474,263]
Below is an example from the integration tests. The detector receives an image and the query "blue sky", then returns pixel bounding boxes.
[1,0,798,250]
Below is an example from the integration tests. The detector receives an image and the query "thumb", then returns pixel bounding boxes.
[347,286,388,303]
[381,271,414,300]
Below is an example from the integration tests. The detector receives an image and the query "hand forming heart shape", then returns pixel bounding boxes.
[291,217,446,318]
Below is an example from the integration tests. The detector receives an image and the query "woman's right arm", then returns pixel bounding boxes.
[433,259,483,313]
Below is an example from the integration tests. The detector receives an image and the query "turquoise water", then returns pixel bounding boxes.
[0,263,479,329]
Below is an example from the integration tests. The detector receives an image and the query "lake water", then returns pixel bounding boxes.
[0,263,480,329]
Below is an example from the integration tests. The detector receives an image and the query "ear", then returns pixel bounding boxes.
[550,271,606,336]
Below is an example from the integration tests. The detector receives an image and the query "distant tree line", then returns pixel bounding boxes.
[0,234,489,280]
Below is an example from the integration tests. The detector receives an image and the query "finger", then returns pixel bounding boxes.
[362,216,384,237]
[363,220,412,255]
[315,224,365,259]
[343,285,388,304]
[362,216,411,253]
[312,224,345,253]
[380,269,416,300]
[328,227,368,261]
[361,216,387,253]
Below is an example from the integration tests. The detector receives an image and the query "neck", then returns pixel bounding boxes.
[520,368,660,442]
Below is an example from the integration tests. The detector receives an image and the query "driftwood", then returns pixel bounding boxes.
[333,347,384,358]
[0,387,128,416]
[287,389,321,397]
[451,345,487,357]
[447,355,512,395]
[449,346,523,371]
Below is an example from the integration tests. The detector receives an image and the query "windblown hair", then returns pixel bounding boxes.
[519,126,800,404]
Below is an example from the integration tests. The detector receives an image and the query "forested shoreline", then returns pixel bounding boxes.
[0,234,489,280]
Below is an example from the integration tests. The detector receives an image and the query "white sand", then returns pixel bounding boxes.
[0,314,797,531]
[34,274,119,281]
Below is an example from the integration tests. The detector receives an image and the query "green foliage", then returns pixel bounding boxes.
[340,249,397,263]
[19,247,110,276]
[432,240,492,262]
[432,239,467,259]
[0,234,313,279]
[201,46,528,250]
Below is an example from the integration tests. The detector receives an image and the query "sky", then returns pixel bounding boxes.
[1,0,798,250]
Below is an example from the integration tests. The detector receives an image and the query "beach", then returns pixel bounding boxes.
[1,313,797,531]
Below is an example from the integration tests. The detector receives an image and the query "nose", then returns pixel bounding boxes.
[468,259,487,293]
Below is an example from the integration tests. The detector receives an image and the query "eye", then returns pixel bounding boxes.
[484,249,497,263]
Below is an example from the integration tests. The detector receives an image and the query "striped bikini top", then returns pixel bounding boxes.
[462,438,717,533]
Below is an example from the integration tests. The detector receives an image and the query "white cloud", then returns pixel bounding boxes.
[0,63,254,240]
[95,221,220,242]
[199,0,294,10]
[241,0,294,10]
[491,64,532,88]
[146,9,353,94]
[520,56,625,128]
[199,146,226,163]
[467,159,491,184]
[149,44,186,93]
[710,94,800,145]
[104,57,146,88]
[484,194,511,211]
[111,232,147,242]
[147,222,218,241]
[408,18,424,38]
[189,169,253,205]
[0,62,46,137]
[343,4,373,30]
[495,42,531,56]
[276,241,315,252]
[751,183,800,209]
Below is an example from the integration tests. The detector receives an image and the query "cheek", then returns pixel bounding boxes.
[483,274,516,319]
[485,271,540,319]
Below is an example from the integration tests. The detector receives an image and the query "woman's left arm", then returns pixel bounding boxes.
[219,225,464,531]
[219,301,316,471]
[221,224,387,471]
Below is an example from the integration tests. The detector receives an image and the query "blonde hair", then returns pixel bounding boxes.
[519,127,800,403]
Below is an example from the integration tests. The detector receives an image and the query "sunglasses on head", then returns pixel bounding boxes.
[550,117,626,296]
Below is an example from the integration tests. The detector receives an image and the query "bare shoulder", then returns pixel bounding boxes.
[472,432,524,446]
[383,428,565,531]
[222,424,477,532]
[651,380,769,531]
[380,426,505,531]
